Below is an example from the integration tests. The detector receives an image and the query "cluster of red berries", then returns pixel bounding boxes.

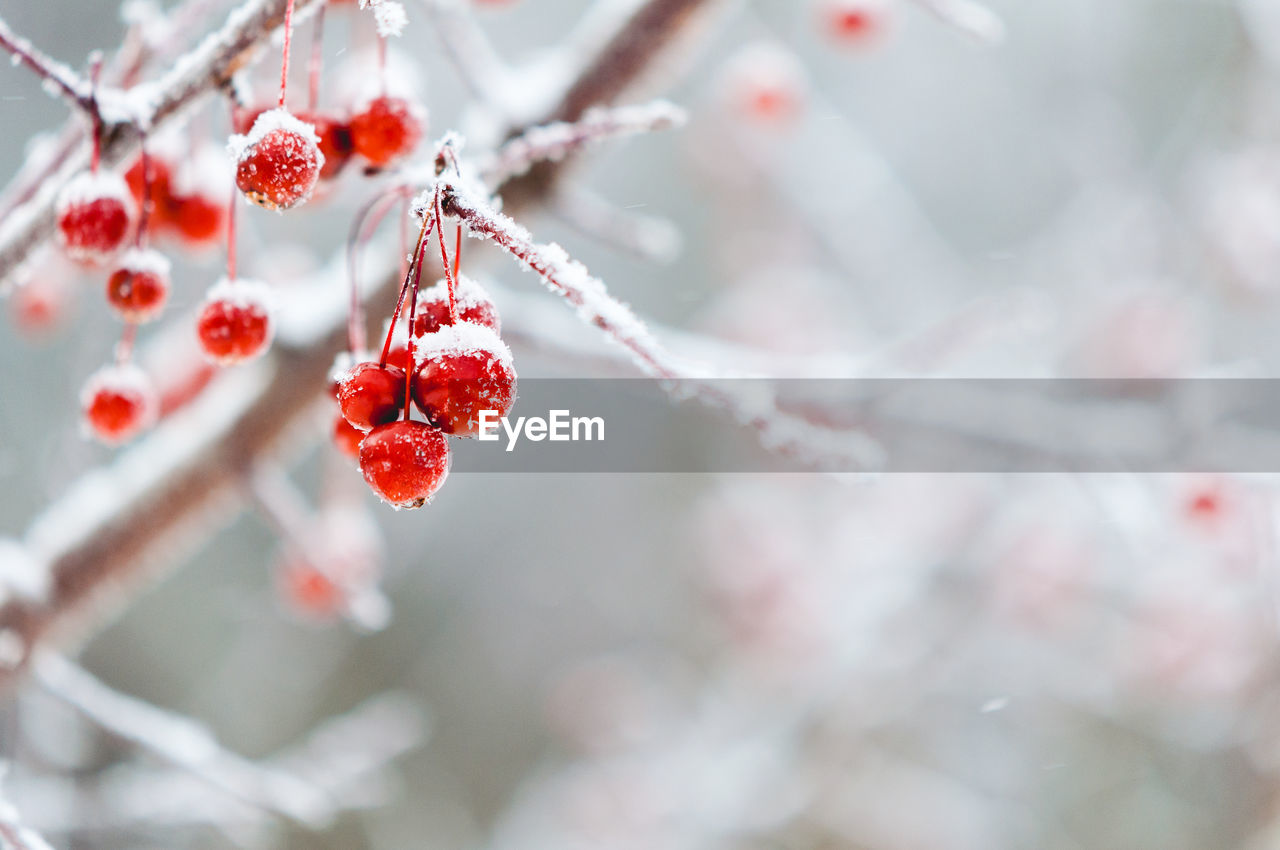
[231,95,424,210]
[332,274,515,510]
[124,145,228,249]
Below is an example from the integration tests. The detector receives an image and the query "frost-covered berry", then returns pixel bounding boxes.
[125,154,176,227]
[337,361,407,431]
[231,109,324,210]
[296,111,355,180]
[413,275,501,337]
[196,277,275,365]
[333,412,365,459]
[349,96,424,167]
[719,43,808,125]
[168,145,231,246]
[106,248,171,323]
[80,363,158,445]
[412,322,516,437]
[359,420,451,509]
[56,172,137,263]
[819,0,890,45]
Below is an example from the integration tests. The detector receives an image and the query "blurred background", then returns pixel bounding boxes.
[5,0,1280,847]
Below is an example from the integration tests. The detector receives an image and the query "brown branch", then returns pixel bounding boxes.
[0,0,721,695]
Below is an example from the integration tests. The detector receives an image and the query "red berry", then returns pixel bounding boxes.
[333,412,365,459]
[167,146,231,246]
[233,110,323,210]
[125,155,177,227]
[359,420,451,509]
[106,248,171,323]
[296,111,355,180]
[278,561,345,619]
[349,96,424,167]
[171,193,227,245]
[10,271,72,337]
[413,275,501,337]
[720,43,808,125]
[411,322,516,437]
[337,361,407,431]
[56,172,136,263]
[80,363,158,445]
[820,0,888,45]
[384,343,412,373]
[196,278,275,365]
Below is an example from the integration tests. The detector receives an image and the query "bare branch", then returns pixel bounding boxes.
[551,187,682,264]
[34,652,337,828]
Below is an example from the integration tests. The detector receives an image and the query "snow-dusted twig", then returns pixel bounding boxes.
[0,795,55,850]
[0,0,325,290]
[440,178,886,471]
[906,0,1006,44]
[0,15,93,110]
[479,100,687,186]
[33,652,343,828]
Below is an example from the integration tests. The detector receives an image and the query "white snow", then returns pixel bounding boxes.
[226,108,322,164]
[114,247,171,279]
[415,320,513,370]
[204,276,276,315]
[0,539,50,605]
[373,2,408,38]
[55,170,133,210]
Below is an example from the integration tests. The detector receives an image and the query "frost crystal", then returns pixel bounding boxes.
[204,276,276,315]
[226,108,322,164]
[416,321,514,370]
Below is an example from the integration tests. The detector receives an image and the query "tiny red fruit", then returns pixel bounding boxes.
[412,322,517,437]
[413,275,501,337]
[106,248,172,323]
[296,111,355,180]
[332,412,365,459]
[232,110,324,210]
[56,172,137,263]
[349,96,424,167]
[80,363,158,445]
[196,278,275,365]
[359,420,451,509]
[337,361,407,431]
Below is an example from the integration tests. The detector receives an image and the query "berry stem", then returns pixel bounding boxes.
[307,3,325,113]
[403,226,430,422]
[377,35,388,97]
[226,177,239,281]
[0,14,92,111]
[378,210,434,369]
[88,54,104,175]
[116,322,138,365]
[453,223,462,281]
[135,134,151,248]
[435,190,458,324]
[278,0,297,109]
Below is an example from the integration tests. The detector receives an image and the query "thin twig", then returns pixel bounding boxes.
[0,15,91,109]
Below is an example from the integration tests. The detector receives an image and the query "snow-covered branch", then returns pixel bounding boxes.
[0,796,54,850]
[0,16,93,110]
[906,0,1006,44]
[440,178,887,471]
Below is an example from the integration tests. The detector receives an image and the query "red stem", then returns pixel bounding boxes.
[135,136,151,248]
[402,229,430,421]
[435,191,458,324]
[116,323,138,365]
[346,186,408,354]
[453,223,462,281]
[378,212,433,368]
[226,179,238,281]
[377,35,387,97]
[278,0,297,109]
[88,56,104,174]
[307,4,325,112]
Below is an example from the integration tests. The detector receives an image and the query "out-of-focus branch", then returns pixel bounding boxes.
[0,0,325,290]
[479,100,687,186]
[33,652,339,827]
[420,0,512,110]
[552,187,682,264]
[0,16,92,109]
[906,0,1006,44]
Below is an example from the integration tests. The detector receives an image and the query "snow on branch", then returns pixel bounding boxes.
[906,0,1006,44]
[0,16,93,110]
[479,100,688,185]
[33,652,422,829]
[439,178,886,471]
